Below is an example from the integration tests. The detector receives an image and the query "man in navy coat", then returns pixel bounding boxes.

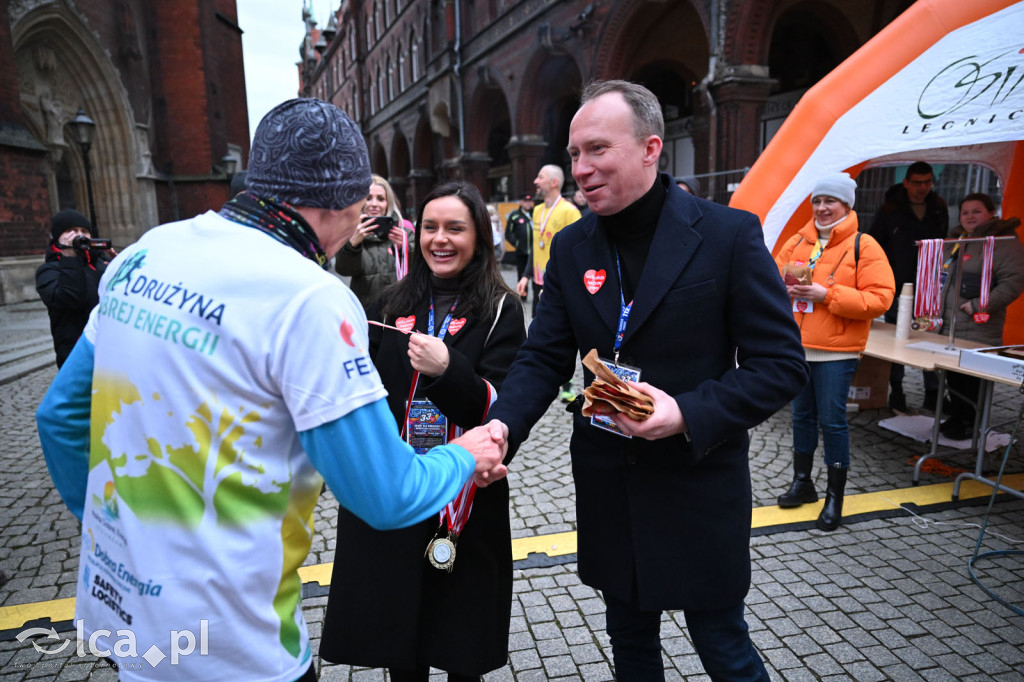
[488,80,807,680]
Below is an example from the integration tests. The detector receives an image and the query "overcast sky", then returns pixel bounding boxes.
[238,0,334,142]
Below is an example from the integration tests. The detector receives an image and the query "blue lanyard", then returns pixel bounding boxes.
[427,296,460,340]
[614,253,633,365]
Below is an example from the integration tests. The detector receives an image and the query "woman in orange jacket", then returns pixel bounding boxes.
[774,173,895,530]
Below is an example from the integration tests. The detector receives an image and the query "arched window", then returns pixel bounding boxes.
[387,55,394,100]
[377,64,385,109]
[410,28,418,81]
[376,2,384,40]
[398,43,406,91]
[431,1,445,56]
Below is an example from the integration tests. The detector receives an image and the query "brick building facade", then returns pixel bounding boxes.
[300,0,914,215]
[0,0,249,303]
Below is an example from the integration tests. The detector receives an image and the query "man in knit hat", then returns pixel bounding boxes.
[36,99,507,682]
[35,209,115,367]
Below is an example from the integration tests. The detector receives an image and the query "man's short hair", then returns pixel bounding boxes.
[905,161,934,179]
[541,164,565,191]
[579,80,664,141]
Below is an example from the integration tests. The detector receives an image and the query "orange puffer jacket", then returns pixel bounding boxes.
[775,211,895,352]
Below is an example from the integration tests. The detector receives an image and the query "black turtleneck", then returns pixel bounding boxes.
[598,177,665,300]
[428,273,461,329]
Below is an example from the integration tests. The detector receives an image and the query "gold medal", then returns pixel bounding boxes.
[425,535,456,572]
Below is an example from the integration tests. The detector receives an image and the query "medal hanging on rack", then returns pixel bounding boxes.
[974,236,996,324]
[913,238,944,332]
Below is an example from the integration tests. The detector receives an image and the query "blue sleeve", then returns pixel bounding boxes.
[299,399,476,530]
[36,336,95,521]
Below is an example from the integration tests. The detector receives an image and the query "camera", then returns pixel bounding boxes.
[71,236,112,252]
[371,216,395,239]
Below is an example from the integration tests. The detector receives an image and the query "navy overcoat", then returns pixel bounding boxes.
[489,174,808,611]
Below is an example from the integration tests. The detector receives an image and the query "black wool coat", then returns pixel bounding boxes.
[321,288,526,675]
[489,174,808,612]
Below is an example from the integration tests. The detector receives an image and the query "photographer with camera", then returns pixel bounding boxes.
[35,209,115,367]
[336,173,414,310]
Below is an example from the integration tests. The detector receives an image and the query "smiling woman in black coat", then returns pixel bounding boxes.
[320,182,525,681]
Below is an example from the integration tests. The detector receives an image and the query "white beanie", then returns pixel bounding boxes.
[811,172,857,209]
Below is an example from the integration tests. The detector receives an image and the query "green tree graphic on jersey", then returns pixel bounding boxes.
[90,371,317,655]
[92,372,288,526]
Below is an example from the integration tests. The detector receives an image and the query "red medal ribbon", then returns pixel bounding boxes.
[915,239,943,318]
[978,235,995,315]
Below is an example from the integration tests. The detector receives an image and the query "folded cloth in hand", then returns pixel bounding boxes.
[580,349,654,421]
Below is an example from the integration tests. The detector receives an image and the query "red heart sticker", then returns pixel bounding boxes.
[973,312,990,324]
[796,300,808,312]
[963,254,971,261]
[584,269,607,294]
[447,318,466,335]
[396,316,416,334]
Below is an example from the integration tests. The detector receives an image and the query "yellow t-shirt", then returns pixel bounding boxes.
[531,197,581,285]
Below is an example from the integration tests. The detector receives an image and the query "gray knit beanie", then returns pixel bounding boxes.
[810,172,857,209]
[247,99,371,210]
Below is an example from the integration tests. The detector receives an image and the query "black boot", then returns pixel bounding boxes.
[922,388,938,411]
[888,386,907,412]
[777,451,817,508]
[816,467,848,531]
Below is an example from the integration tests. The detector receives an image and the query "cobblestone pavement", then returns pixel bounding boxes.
[2,287,1023,681]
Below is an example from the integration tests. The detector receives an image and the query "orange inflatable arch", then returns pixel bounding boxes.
[731,0,1024,341]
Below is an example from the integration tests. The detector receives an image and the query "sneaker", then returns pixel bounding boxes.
[559,389,575,403]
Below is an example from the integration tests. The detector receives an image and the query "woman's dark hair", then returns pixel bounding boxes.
[959,192,996,214]
[381,181,516,321]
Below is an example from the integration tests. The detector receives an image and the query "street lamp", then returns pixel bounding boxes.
[219,153,238,179]
[67,107,98,233]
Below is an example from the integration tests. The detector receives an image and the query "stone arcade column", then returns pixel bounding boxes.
[506,135,547,199]
[707,64,776,173]
[389,175,410,216]
[408,169,436,218]
[459,151,492,199]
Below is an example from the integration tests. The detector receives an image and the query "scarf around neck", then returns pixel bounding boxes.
[219,191,328,268]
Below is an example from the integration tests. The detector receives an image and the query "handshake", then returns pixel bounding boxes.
[451,421,510,487]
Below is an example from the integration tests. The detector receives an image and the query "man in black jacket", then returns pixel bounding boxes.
[867,161,949,411]
[489,80,807,681]
[504,193,533,299]
[35,210,113,367]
